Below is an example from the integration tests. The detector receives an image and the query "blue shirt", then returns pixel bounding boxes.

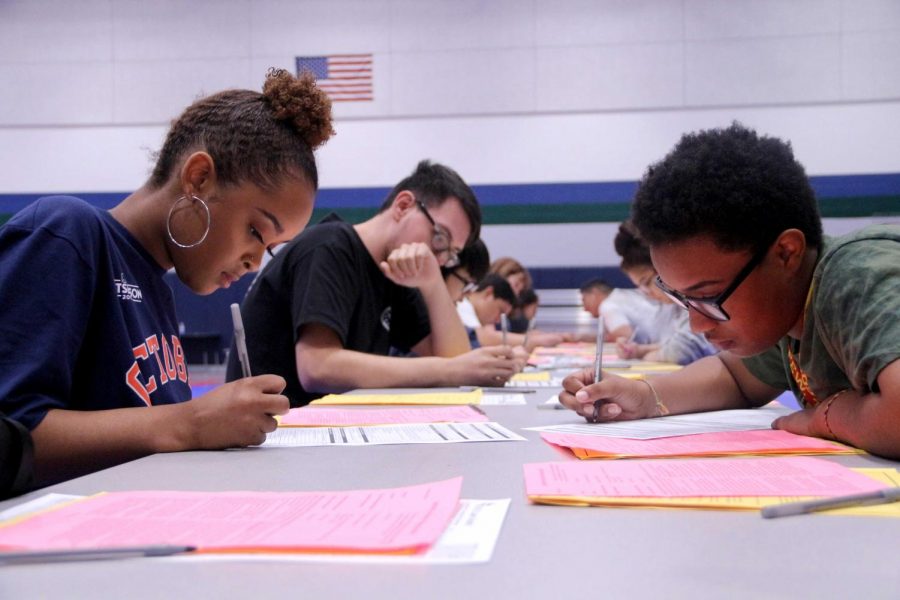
[0,196,191,430]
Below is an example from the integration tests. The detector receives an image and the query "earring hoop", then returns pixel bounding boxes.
[166,194,211,248]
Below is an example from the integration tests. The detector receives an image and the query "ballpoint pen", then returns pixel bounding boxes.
[500,313,509,347]
[230,303,252,378]
[0,545,196,566]
[761,487,900,519]
[521,317,536,349]
[459,386,537,393]
[592,316,605,422]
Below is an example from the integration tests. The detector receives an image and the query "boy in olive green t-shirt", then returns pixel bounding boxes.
[559,123,900,459]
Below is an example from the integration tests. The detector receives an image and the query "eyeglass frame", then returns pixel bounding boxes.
[449,269,478,295]
[654,242,771,322]
[415,199,461,268]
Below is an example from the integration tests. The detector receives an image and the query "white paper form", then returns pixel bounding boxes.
[480,393,527,406]
[526,404,795,440]
[262,422,526,447]
[506,379,564,388]
[0,493,82,522]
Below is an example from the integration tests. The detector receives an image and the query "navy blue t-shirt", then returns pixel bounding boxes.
[0,196,191,430]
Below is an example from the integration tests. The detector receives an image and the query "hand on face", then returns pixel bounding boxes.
[558,368,656,423]
[380,242,442,289]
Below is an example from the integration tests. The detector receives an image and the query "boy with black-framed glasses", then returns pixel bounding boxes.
[560,123,900,459]
[228,160,518,406]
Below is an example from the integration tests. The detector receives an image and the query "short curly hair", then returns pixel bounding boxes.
[631,122,822,253]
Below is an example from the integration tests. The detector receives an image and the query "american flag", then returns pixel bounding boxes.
[295,54,373,102]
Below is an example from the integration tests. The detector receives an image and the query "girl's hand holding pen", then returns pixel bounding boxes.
[559,368,657,423]
[615,336,639,359]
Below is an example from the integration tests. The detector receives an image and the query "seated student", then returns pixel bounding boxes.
[517,288,540,324]
[227,161,518,406]
[560,123,900,458]
[490,257,532,298]
[460,275,566,350]
[0,413,33,499]
[578,277,660,342]
[0,69,334,485]
[444,239,490,303]
[613,221,716,365]
[456,274,518,339]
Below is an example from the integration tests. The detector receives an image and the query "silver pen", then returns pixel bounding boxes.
[0,544,196,566]
[521,317,536,349]
[230,303,252,378]
[500,313,509,347]
[761,487,900,519]
[591,316,605,422]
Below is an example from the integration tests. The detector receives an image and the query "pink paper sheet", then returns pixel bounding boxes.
[279,405,488,427]
[0,478,462,554]
[541,429,850,458]
[523,457,887,498]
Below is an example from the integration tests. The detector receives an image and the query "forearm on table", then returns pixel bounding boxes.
[30,404,192,486]
[644,354,776,415]
[822,361,900,459]
[297,347,457,392]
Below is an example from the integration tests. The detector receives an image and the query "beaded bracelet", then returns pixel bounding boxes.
[638,378,669,417]
[822,389,849,441]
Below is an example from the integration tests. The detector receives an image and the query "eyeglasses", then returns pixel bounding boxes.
[449,270,478,294]
[654,243,770,322]
[416,199,460,268]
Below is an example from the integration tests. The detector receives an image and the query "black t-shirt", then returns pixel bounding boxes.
[226,214,431,406]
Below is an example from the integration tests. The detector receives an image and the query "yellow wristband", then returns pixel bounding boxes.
[639,378,668,417]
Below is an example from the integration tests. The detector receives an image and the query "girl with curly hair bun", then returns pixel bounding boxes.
[0,69,334,489]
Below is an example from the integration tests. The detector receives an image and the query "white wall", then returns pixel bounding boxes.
[1,0,899,266]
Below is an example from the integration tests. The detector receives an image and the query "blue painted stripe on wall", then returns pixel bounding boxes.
[1,172,898,213]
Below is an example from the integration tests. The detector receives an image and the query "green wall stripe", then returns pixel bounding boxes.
[2,195,897,228]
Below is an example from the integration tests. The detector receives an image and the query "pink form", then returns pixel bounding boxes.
[279,405,488,427]
[0,478,462,554]
[540,429,849,457]
[524,456,887,497]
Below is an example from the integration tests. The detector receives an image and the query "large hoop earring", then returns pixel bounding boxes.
[166,194,211,248]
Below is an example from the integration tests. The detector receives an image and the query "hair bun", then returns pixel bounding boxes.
[262,68,335,151]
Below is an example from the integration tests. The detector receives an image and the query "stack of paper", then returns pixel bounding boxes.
[279,405,488,427]
[311,390,483,405]
[0,479,464,555]
[524,457,900,516]
[541,429,861,459]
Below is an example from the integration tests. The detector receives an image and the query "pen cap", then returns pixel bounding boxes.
[230,303,245,332]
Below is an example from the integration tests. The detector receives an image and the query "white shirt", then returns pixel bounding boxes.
[599,289,664,344]
[456,297,482,329]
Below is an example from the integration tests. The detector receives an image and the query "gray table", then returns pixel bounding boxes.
[1,390,898,599]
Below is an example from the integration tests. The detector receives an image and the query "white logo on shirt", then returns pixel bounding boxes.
[380,307,391,331]
[115,274,143,303]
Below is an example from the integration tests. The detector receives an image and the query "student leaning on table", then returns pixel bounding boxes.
[226,161,519,407]
[612,220,716,365]
[560,123,900,459]
[0,69,334,487]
